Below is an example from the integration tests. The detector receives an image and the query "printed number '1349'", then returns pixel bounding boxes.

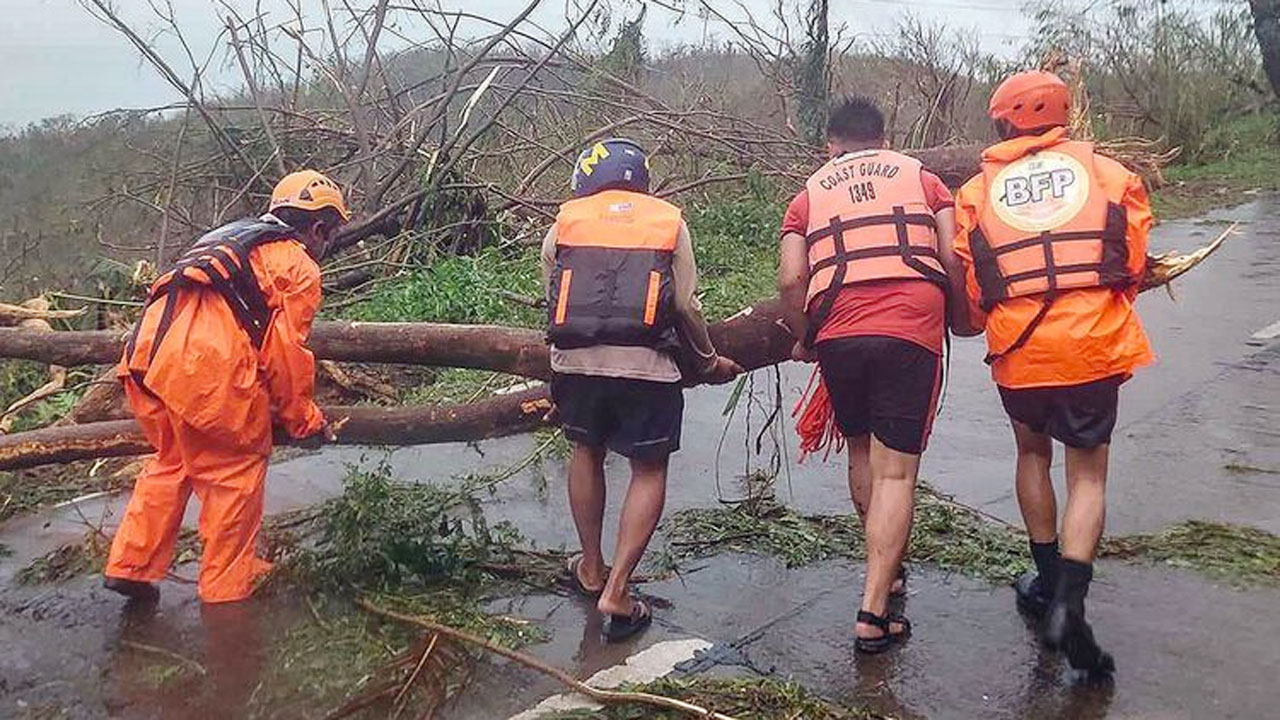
[849,181,876,203]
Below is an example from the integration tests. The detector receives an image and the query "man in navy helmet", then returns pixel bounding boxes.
[543,138,742,641]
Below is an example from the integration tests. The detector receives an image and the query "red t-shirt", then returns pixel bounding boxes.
[781,169,955,355]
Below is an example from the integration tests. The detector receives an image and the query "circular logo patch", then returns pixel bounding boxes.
[990,151,1090,233]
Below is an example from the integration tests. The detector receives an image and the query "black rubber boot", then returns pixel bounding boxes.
[1015,539,1059,619]
[1014,572,1052,619]
[104,577,160,603]
[1044,560,1114,677]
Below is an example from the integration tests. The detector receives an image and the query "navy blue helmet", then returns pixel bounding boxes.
[570,138,650,198]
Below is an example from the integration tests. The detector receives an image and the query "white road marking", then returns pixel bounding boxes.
[1248,319,1280,346]
[507,637,712,720]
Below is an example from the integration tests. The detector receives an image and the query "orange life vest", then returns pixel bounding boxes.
[971,140,1130,311]
[547,190,682,351]
[803,149,946,344]
[969,139,1132,362]
[125,217,296,378]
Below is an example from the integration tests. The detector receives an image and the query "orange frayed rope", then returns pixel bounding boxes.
[793,365,842,461]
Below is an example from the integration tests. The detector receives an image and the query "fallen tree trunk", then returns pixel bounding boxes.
[0,226,1233,470]
[0,300,793,470]
[0,297,793,374]
[0,388,555,471]
[0,322,551,375]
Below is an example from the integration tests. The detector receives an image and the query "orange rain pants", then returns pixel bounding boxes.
[105,237,323,603]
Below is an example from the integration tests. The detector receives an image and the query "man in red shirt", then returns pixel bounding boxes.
[778,97,969,653]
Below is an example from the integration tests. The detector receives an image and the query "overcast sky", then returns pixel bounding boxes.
[0,0,1042,129]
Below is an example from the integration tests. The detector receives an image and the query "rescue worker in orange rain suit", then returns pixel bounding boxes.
[952,71,1154,676]
[104,170,349,604]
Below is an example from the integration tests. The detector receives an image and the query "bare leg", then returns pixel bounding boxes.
[598,454,668,616]
[1012,421,1057,544]
[846,434,872,522]
[567,443,608,591]
[856,437,920,639]
[1061,444,1108,562]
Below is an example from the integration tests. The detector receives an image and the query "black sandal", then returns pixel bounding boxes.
[563,554,606,599]
[855,610,911,654]
[603,599,652,642]
[890,564,909,598]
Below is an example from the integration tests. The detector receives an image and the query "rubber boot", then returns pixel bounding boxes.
[104,577,160,603]
[1014,539,1058,619]
[1045,559,1115,677]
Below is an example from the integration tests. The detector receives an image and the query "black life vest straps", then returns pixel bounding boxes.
[803,206,945,348]
[972,203,1130,312]
[130,219,294,376]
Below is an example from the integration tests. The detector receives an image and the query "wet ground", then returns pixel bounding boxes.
[3,199,1279,718]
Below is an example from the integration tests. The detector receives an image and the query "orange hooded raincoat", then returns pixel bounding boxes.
[953,128,1156,390]
[105,231,324,603]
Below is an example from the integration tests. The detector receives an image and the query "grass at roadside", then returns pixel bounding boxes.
[1153,112,1280,219]
[547,676,885,719]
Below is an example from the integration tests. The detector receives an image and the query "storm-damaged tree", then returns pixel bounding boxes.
[796,0,831,145]
[1251,0,1280,98]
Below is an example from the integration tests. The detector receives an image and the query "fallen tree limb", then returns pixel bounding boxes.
[0,300,793,470]
[0,230,1232,471]
[355,598,743,720]
[0,388,554,471]
[0,297,793,375]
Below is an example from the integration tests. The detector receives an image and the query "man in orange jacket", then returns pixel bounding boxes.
[953,71,1154,676]
[779,97,970,653]
[104,170,348,604]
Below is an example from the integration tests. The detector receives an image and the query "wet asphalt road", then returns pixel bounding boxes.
[2,199,1278,718]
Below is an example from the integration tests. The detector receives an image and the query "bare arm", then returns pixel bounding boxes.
[933,207,981,336]
[778,231,811,348]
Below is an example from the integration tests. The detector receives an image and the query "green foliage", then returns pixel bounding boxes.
[1100,519,1280,586]
[339,246,542,327]
[548,676,883,720]
[0,458,133,523]
[249,601,415,717]
[0,359,51,410]
[1155,112,1280,218]
[659,480,1030,583]
[16,532,109,585]
[285,461,524,592]
[684,183,786,320]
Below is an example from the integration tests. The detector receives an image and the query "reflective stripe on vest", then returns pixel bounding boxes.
[126,218,297,374]
[970,140,1130,312]
[802,149,946,345]
[547,190,682,351]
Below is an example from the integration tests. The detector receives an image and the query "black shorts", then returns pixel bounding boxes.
[815,336,942,455]
[550,373,683,460]
[998,375,1123,449]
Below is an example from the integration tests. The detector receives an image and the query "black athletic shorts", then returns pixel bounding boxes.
[815,336,942,455]
[550,373,683,460]
[998,375,1123,449]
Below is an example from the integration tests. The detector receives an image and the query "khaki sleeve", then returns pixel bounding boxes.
[672,221,719,374]
[540,225,558,298]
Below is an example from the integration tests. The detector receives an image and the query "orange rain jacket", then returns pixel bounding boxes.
[119,235,325,448]
[108,230,323,602]
[953,128,1155,389]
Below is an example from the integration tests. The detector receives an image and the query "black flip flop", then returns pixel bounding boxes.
[855,609,911,654]
[603,599,652,643]
[564,554,606,599]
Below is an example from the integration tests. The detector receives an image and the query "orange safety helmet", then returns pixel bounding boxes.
[987,71,1071,131]
[269,170,350,221]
